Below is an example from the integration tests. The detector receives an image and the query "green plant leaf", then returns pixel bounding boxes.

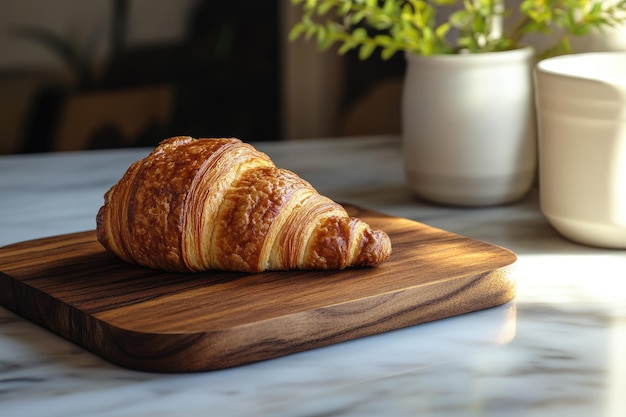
[381,45,398,59]
[359,42,377,59]
[435,22,451,39]
[353,27,368,40]
[450,10,471,30]
[338,40,355,55]
[288,23,307,41]
[339,0,353,15]
[317,1,334,15]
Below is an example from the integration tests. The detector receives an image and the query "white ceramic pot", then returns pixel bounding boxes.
[535,52,626,248]
[402,47,537,206]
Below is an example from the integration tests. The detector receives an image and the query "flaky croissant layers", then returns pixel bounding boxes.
[96,137,392,273]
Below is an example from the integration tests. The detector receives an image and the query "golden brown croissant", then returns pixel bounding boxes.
[96,136,392,273]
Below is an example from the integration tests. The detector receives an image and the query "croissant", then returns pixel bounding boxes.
[96,136,391,273]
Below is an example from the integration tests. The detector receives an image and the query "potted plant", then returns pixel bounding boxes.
[288,0,626,206]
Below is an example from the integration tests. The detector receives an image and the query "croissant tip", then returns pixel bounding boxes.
[358,229,392,268]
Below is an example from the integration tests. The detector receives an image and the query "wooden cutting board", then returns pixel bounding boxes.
[0,204,517,373]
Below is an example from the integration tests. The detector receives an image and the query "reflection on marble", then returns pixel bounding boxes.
[0,302,516,417]
[1,136,625,416]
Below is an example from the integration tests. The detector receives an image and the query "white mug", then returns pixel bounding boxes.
[535,52,626,248]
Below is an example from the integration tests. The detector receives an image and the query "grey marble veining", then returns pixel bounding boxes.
[1,135,625,416]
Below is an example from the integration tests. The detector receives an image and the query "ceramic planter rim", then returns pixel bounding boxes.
[404,45,535,65]
[536,51,626,84]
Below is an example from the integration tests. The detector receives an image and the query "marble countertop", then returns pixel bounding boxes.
[1,136,625,417]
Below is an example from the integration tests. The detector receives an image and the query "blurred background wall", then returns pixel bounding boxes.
[0,0,405,154]
[2,0,625,154]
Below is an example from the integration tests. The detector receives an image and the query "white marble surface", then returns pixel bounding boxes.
[1,135,625,417]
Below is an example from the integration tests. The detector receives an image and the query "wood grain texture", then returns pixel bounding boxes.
[0,204,517,373]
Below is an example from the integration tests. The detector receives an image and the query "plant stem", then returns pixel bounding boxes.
[506,14,532,47]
